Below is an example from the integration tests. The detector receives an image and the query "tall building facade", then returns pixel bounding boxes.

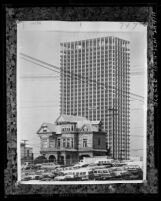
[60,36,130,160]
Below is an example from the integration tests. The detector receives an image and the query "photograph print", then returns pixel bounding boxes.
[17,21,147,184]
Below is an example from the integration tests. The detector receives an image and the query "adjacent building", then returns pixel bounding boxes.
[20,142,34,164]
[60,36,130,159]
[37,114,107,165]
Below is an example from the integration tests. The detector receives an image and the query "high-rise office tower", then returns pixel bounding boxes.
[60,36,130,160]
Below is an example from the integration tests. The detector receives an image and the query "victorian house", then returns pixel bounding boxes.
[37,114,107,165]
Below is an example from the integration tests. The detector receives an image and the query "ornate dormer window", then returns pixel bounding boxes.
[83,126,88,131]
[43,128,47,132]
[42,125,47,133]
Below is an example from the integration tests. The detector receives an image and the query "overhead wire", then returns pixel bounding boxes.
[20,53,144,102]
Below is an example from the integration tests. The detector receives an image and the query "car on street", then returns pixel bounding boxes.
[53,175,67,181]
[109,167,129,178]
[35,169,45,174]
[88,168,111,180]
[21,175,35,181]
[125,165,142,173]
[33,175,43,180]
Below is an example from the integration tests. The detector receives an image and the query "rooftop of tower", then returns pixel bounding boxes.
[60,36,130,45]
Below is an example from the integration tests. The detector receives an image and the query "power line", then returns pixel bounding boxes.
[130,149,143,151]
[20,53,144,102]
[62,68,144,100]
[20,53,60,70]
[21,57,60,74]
[129,97,144,102]
[20,71,145,78]
[130,73,144,76]
[20,105,59,109]
[20,75,59,79]
[130,65,145,68]
[130,72,144,74]
[131,108,144,110]
[21,100,57,103]
[130,127,143,129]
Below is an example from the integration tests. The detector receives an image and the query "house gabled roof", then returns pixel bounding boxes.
[37,122,56,134]
[80,123,93,132]
[80,123,101,132]
[55,114,87,123]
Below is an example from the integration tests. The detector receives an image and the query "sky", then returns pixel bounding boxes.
[17,22,147,159]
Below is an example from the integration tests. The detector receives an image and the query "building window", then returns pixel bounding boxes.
[43,128,47,132]
[83,139,87,147]
[67,138,70,148]
[98,138,101,146]
[71,138,74,148]
[49,138,55,148]
[42,126,47,132]
[63,139,66,147]
[42,139,48,148]
[57,139,60,148]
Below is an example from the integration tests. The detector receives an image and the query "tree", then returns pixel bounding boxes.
[34,155,48,164]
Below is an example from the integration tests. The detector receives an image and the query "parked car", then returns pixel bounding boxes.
[104,164,113,168]
[55,167,64,172]
[88,168,111,180]
[81,164,89,168]
[33,175,43,180]
[40,177,54,181]
[54,175,67,181]
[35,170,45,174]
[129,168,142,175]
[127,169,143,180]
[124,165,142,172]
[99,174,113,180]
[121,172,141,180]
[22,175,34,181]
[109,167,128,178]
[42,173,54,179]
[72,165,82,170]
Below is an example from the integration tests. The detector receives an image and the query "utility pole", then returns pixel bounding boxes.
[107,98,118,160]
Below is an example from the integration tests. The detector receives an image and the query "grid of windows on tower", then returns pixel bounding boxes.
[60,36,130,160]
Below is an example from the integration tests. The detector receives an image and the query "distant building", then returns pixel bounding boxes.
[37,114,107,165]
[20,142,34,164]
[129,156,142,161]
